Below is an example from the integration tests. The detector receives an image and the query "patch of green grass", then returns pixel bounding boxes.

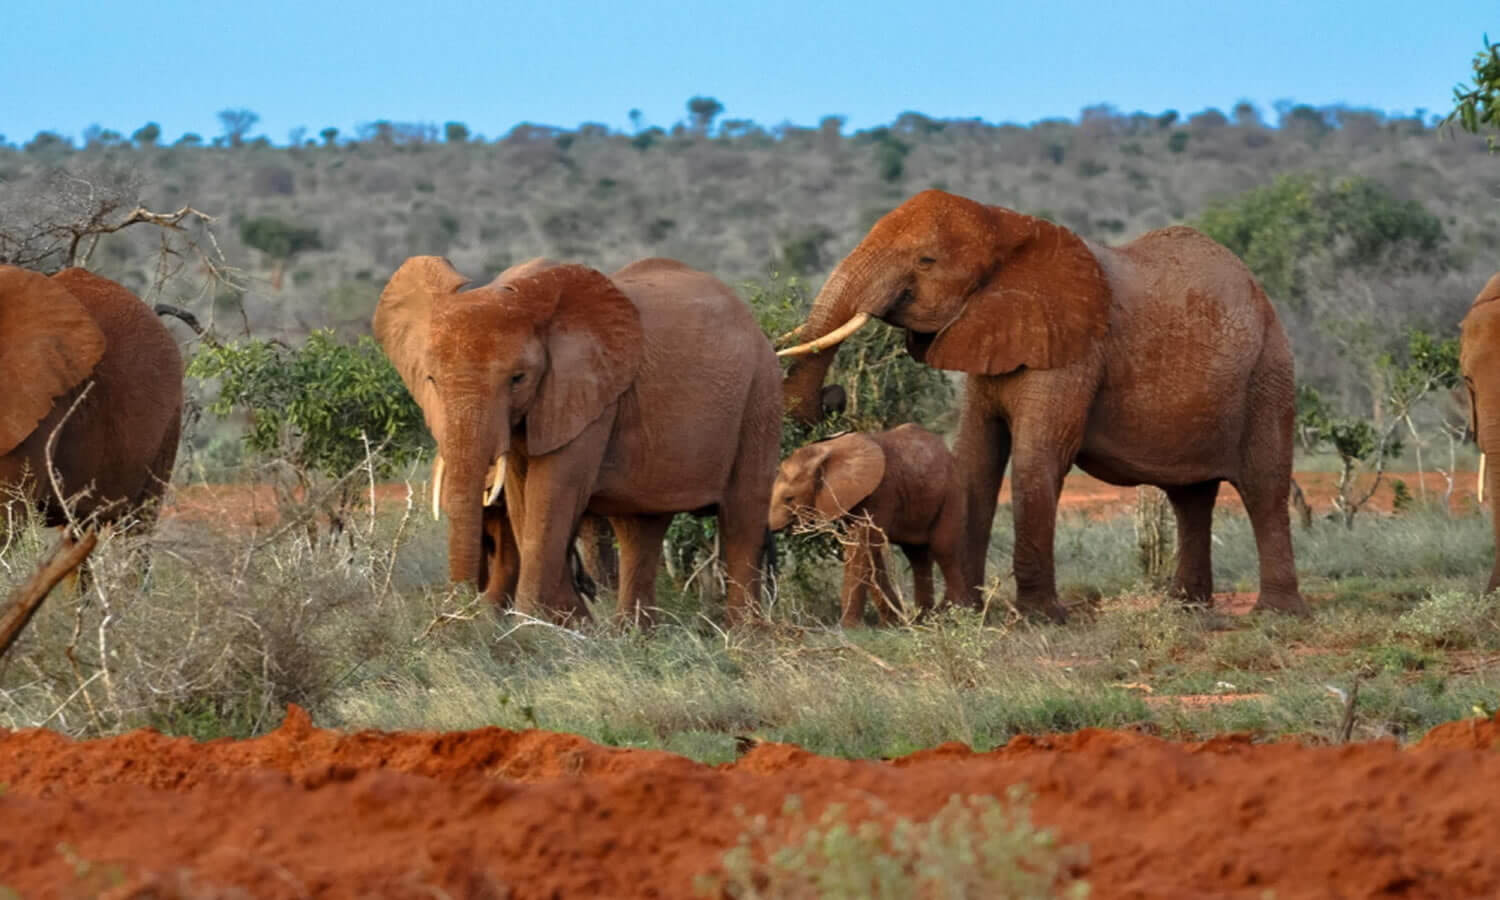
[695,787,1090,900]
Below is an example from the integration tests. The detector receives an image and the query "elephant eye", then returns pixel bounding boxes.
[510,372,526,386]
[425,374,436,385]
[917,256,937,267]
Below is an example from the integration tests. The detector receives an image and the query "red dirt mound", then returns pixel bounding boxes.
[6,707,1500,897]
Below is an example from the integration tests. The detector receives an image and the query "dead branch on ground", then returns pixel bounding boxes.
[0,531,99,659]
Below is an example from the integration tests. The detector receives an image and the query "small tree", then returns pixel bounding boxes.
[686,96,724,135]
[1298,329,1460,527]
[1446,34,1500,149]
[132,122,161,148]
[239,216,322,290]
[444,121,469,143]
[320,127,340,147]
[187,330,431,542]
[218,108,260,148]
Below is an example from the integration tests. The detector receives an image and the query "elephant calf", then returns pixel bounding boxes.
[770,424,968,626]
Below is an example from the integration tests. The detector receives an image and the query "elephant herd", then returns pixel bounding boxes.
[5,187,1500,628]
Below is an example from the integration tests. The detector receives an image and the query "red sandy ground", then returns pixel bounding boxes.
[5,705,1500,897]
[161,469,1482,531]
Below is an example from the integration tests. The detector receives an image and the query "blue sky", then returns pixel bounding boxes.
[1,0,1493,145]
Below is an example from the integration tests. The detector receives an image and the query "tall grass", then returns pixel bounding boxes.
[3,486,1498,758]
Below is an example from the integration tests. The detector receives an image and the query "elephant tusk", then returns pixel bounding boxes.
[484,455,506,506]
[774,324,806,345]
[1481,453,1487,504]
[431,454,446,521]
[776,313,871,358]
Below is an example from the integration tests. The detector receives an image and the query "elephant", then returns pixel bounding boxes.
[0,266,183,537]
[1458,271,1500,593]
[374,255,782,625]
[769,423,967,626]
[777,189,1307,622]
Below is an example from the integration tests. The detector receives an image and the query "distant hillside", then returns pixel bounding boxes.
[2,104,1497,348]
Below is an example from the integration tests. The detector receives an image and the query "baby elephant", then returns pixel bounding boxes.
[769,424,969,626]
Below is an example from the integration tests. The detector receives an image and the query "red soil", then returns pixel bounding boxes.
[4,706,1500,897]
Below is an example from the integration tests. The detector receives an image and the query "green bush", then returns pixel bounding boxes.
[696,788,1091,899]
[1193,173,1446,307]
[1447,35,1500,149]
[187,329,430,481]
[240,216,322,261]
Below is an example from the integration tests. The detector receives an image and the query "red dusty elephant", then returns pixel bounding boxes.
[1459,272,1500,594]
[770,424,967,626]
[777,189,1307,623]
[0,266,183,534]
[375,256,782,626]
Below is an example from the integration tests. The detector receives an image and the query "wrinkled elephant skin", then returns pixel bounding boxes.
[778,189,1307,621]
[0,266,183,535]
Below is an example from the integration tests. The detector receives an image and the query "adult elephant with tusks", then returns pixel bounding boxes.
[375,255,781,626]
[1459,272,1500,594]
[777,189,1308,622]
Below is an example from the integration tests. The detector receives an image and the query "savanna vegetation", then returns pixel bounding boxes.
[1,68,1499,757]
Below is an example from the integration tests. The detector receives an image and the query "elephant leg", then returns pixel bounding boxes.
[868,531,901,625]
[1165,481,1220,606]
[609,514,673,627]
[478,503,519,607]
[1236,411,1309,616]
[954,397,1009,608]
[1487,452,1500,594]
[929,484,969,614]
[513,440,604,624]
[1007,436,1071,624]
[838,530,873,628]
[576,515,618,591]
[718,389,778,627]
[902,544,934,622]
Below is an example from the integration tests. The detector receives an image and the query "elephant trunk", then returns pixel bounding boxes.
[438,409,508,588]
[781,253,889,425]
[443,455,486,587]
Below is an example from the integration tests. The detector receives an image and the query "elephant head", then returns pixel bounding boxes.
[374,257,644,587]
[768,433,886,530]
[0,266,108,458]
[777,189,1111,423]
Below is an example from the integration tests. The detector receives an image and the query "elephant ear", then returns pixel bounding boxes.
[0,266,107,455]
[373,256,470,430]
[814,433,886,519]
[921,210,1111,375]
[521,265,645,456]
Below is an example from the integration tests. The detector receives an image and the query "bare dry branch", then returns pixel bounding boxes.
[0,530,98,659]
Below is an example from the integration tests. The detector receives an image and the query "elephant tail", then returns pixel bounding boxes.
[568,543,599,604]
[761,527,778,609]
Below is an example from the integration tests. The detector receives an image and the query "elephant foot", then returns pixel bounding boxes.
[1172,588,1214,609]
[1015,594,1069,625]
[1250,590,1311,617]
